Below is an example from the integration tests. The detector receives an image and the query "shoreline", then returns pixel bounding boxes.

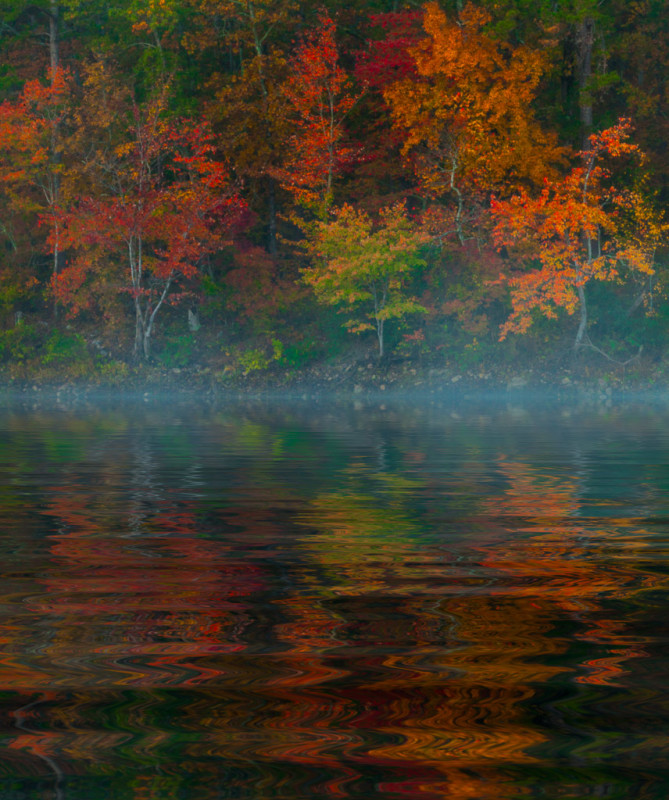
[2,371,669,407]
[2,349,669,401]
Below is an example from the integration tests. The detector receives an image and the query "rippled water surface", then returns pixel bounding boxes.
[0,396,668,799]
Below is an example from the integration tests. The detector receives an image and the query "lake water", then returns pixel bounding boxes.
[0,395,668,799]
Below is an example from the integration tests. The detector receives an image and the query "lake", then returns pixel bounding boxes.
[0,394,667,799]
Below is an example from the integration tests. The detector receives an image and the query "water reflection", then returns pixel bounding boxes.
[0,399,668,798]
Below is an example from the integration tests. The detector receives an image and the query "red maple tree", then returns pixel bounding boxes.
[278,12,360,212]
[55,91,245,359]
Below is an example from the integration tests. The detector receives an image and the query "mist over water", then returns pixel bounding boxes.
[0,395,668,799]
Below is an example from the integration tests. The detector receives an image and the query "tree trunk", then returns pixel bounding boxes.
[134,310,153,361]
[376,318,384,359]
[575,283,588,348]
[49,0,60,318]
[49,0,59,75]
[267,177,278,258]
[575,16,595,146]
[134,302,145,359]
[143,327,152,360]
[52,222,60,318]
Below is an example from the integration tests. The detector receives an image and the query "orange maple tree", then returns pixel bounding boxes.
[382,2,563,245]
[0,67,70,301]
[492,119,662,349]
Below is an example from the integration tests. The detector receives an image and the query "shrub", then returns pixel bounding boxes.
[42,330,88,365]
[0,323,40,363]
[158,334,195,368]
[238,339,283,374]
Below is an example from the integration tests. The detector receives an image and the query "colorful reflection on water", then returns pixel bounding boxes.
[0,398,668,798]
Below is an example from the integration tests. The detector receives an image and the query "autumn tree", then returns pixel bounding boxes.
[492,119,662,350]
[355,9,422,93]
[0,67,70,312]
[344,10,425,215]
[383,2,564,245]
[306,202,427,357]
[55,76,245,360]
[612,0,669,196]
[0,0,61,76]
[278,11,359,214]
[122,0,181,76]
[191,0,297,257]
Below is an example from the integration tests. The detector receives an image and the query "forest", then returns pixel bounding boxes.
[0,0,667,387]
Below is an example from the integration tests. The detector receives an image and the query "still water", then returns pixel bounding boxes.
[0,396,668,799]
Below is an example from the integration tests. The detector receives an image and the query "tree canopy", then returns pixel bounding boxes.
[0,0,665,371]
